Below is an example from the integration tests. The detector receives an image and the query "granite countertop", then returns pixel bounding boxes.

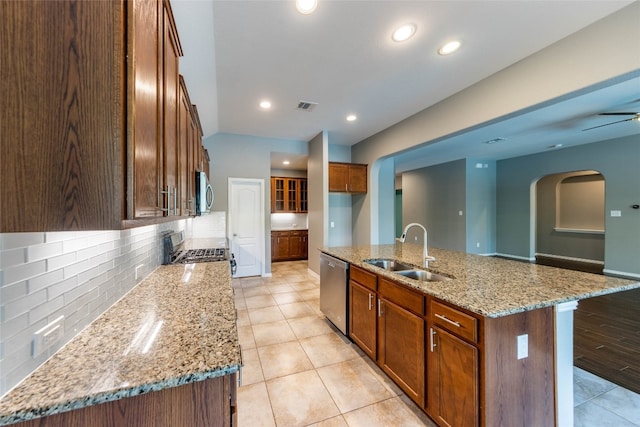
[0,262,241,426]
[321,243,640,318]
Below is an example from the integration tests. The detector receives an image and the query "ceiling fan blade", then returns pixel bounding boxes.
[599,112,639,116]
[582,116,637,131]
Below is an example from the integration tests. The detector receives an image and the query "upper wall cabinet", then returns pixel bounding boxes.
[1,0,202,232]
[329,162,367,193]
[271,177,308,213]
[1,0,126,231]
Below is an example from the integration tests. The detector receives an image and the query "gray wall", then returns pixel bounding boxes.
[497,135,639,276]
[465,160,496,254]
[402,160,467,251]
[308,132,328,274]
[328,144,353,247]
[536,172,604,262]
[349,3,640,246]
[204,132,308,274]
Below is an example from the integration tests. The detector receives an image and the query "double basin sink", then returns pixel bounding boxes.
[363,258,451,282]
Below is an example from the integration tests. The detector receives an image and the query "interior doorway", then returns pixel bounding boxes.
[228,178,265,277]
[534,170,605,274]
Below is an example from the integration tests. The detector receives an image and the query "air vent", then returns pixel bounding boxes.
[483,137,506,145]
[296,101,318,112]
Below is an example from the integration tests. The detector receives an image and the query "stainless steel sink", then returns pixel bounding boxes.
[364,258,414,271]
[395,269,450,282]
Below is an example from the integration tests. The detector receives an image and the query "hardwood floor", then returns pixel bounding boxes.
[574,287,640,394]
[533,256,639,394]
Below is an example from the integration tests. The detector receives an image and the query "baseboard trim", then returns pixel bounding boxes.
[535,253,604,266]
[602,269,640,280]
[494,253,535,262]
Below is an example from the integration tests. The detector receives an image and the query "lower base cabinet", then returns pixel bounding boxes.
[271,230,308,261]
[347,264,555,427]
[426,325,478,427]
[12,374,237,427]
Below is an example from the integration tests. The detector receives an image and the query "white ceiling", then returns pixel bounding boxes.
[171,0,639,172]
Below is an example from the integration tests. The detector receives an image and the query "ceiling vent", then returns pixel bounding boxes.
[296,101,318,112]
[483,137,507,145]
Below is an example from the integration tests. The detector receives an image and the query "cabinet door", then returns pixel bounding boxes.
[162,3,181,216]
[349,281,377,359]
[129,0,163,219]
[348,164,367,193]
[271,178,286,212]
[273,233,290,260]
[427,325,479,427]
[328,163,349,192]
[298,179,308,212]
[301,231,308,259]
[378,298,425,406]
[177,78,191,215]
[287,179,298,211]
[289,232,303,258]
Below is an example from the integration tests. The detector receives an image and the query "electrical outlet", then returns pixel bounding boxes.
[33,316,65,358]
[135,264,145,280]
[476,242,480,248]
[517,334,528,360]
[611,210,622,217]
[330,221,335,228]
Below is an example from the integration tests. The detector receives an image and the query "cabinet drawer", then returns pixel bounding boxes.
[379,278,424,316]
[430,299,478,343]
[351,265,377,291]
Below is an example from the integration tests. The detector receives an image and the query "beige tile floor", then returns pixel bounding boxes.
[233,260,640,427]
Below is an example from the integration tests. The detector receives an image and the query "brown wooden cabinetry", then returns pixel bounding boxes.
[345,264,556,427]
[377,278,425,406]
[328,162,367,193]
[426,299,479,427]
[271,177,308,213]
[12,374,237,427]
[1,0,209,232]
[349,275,377,359]
[271,230,308,261]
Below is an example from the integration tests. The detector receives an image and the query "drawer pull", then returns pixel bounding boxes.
[430,327,437,352]
[435,313,461,328]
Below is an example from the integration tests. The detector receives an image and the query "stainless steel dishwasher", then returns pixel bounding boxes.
[320,252,349,335]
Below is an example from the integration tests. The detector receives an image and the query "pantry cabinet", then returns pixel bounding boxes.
[271,230,308,261]
[271,177,308,213]
[328,162,367,193]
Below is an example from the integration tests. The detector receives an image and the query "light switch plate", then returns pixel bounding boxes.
[611,210,622,217]
[517,334,528,360]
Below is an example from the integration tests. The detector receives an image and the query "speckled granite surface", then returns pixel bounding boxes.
[0,262,241,426]
[321,243,639,318]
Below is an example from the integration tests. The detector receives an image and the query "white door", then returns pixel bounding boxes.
[228,178,264,277]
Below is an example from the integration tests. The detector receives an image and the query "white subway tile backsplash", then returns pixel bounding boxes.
[28,269,65,294]
[0,248,26,269]
[27,242,63,262]
[2,260,47,287]
[1,233,45,250]
[0,218,191,395]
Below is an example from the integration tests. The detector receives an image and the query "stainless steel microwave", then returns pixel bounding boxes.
[195,171,214,215]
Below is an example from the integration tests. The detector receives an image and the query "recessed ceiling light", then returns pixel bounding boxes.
[438,40,461,55]
[346,114,357,122]
[259,100,272,109]
[392,24,417,42]
[296,0,317,14]
[283,160,290,165]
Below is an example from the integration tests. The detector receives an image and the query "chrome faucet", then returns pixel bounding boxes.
[400,223,433,267]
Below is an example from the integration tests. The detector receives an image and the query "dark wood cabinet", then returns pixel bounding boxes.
[328,162,367,193]
[1,0,207,232]
[271,230,308,261]
[349,280,378,359]
[427,325,479,427]
[271,177,307,213]
[377,278,425,406]
[345,265,555,427]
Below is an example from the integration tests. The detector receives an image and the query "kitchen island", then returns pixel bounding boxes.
[321,243,639,427]
[0,262,241,426]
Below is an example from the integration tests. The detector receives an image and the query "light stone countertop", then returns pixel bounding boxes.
[0,262,241,426]
[321,243,639,318]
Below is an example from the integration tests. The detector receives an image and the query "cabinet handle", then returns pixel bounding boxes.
[434,313,461,328]
[345,183,348,192]
[430,327,437,352]
[377,299,383,317]
[368,293,373,310]
[173,187,178,215]
[159,186,170,212]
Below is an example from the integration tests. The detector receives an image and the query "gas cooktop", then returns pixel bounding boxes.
[162,231,229,265]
